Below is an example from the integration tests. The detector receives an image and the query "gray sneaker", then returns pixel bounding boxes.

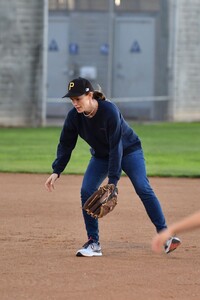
[76,239,102,257]
[164,236,181,254]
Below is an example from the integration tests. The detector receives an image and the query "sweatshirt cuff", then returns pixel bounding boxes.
[108,178,118,186]
[53,171,60,178]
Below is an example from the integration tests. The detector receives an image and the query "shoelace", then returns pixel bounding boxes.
[83,239,94,248]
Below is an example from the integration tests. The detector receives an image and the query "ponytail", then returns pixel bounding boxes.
[93,90,106,101]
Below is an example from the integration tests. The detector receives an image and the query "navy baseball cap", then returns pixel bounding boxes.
[62,77,94,98]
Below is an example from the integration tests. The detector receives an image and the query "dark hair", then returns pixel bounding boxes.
[93,90,106,101]
[85,86,106,100]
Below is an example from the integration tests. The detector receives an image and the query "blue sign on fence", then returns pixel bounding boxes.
[69,43,79,55]
[100,43,109,55]
[48,39,59,51]
[130,41,141,53]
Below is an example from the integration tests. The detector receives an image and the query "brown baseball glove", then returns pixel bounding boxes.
[83,184,118,219]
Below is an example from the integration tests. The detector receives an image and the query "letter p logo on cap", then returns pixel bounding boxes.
[69,82,74,90]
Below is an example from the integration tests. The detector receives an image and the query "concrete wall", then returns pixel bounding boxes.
[1,0,200,126]
[0,0,47,127]
[168,0,200,121]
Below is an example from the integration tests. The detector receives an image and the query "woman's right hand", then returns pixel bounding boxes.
[45,173,59,192]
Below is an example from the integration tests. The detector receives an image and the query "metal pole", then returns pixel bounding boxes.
[107,0,114,99]
[42,0,48,126]
[168,0,179,121]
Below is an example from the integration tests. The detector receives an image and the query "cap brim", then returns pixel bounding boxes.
[62,93,69,98]
[62,92,85,98]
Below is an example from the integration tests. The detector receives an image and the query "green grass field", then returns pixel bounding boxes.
[0,122,199,177]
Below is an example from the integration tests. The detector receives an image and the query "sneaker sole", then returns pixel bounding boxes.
[166,240,181,254]
[76,251,102,257]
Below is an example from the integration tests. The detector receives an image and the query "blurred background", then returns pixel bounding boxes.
[0,0,200,127]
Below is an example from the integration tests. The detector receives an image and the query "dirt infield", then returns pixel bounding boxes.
[0,173,200,300]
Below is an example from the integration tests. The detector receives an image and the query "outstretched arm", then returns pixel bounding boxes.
[152,210,200,253]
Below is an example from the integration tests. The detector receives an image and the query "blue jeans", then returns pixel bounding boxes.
[81,149,167,242]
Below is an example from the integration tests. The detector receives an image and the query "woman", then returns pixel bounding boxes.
[152,210,200,253]
[45,77,181,257]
